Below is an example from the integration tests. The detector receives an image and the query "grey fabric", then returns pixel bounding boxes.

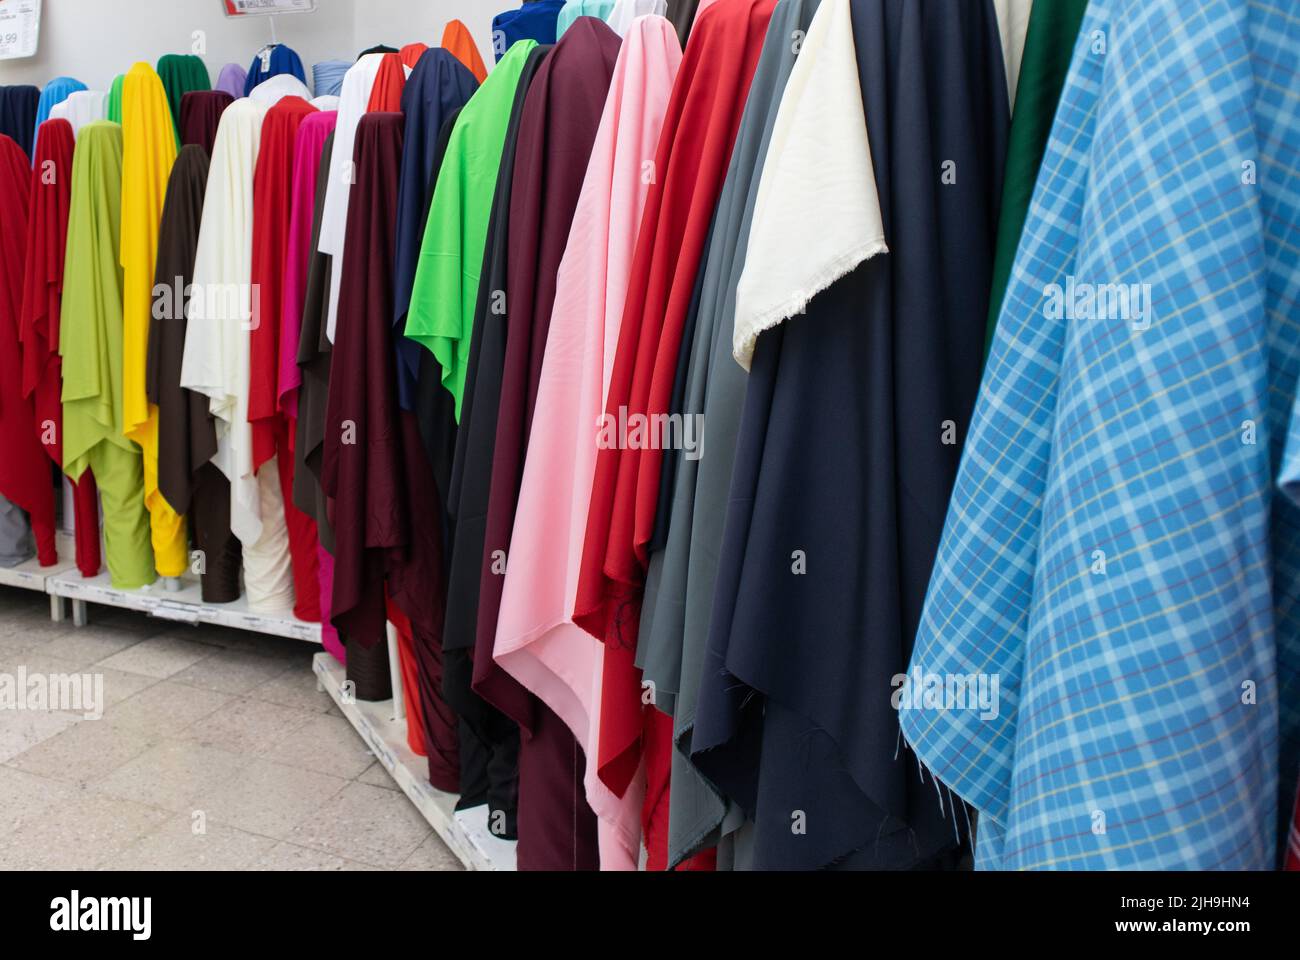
[0,494,36,567]
[635,0,822,868]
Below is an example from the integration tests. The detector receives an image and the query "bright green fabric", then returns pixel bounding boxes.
[156,53,210,145]
[404,40,538,421]
[60,120,155,589]
[105,73,125,124]
[984,0,1088,354]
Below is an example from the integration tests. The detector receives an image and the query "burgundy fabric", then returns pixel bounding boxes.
[0,133,57,563]
[180,90,234,156]
[18,120,100,575]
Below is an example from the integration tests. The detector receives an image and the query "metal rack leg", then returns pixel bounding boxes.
[71,599,88,627]
[387,622,406,724]
[50,594,65,622]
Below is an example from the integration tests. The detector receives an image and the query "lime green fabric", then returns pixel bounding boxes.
[404,40,538,421]
[61,120,155,589]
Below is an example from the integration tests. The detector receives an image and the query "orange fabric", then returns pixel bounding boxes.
[441,19,488,83]
[366,53,407,112]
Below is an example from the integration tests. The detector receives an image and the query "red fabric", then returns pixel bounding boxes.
[441,19,488,83]
[399,43,428,69]
[0,132,57,563]
[366,54,407,112]
[17,120,101,575]
[251,96,322,622]
[385,596,428,757]
[572,0,775,844]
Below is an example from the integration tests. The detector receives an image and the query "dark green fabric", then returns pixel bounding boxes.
[985,0,1088,353]
[156,54,211,144]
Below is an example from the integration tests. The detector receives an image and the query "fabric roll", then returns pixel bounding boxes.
[244,43,307,96]
[607,0,668,33]
[215,62,248,99]
[156,54,210,141]
[0,495,34,567]
[47,91,107,138]
[393,50,479,411]
[32,78,86,162]
[121,63,187,579]
[571,1,776,862]
[149,145,242,603]
[405,40,538,421]
[903,0,1300,871]
[180,90,234,156]
[0,134,57,564]
[441,19,489,83]
[366,53,408,111]
[494,14,683,871]
[491,1,565,60]
[251,95,323,624]
[105,74,124,124]
[984,0,1086,351]
[19,119,102,577]
[249,73,313,106]
[0,86,40,160]
[312,59,351,98]
[61,122,156,589]
[317,54,386,344]
[182,98,296,614]
[636,0,820,870]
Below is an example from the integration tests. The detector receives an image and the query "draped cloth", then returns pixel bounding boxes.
[180,90,234,156]
[32,78,86,162]
[244,44,307,96]
[156,54,211,141]
[571,0,775,865]
[18,120,101,577]
[121,63,187,579]
[984,0,1087,351]
[491,2,565,60]
[608,0,668,33]
[61,122,155,589]
[393,50,479,411]
[251,96,322,624]
[441,19,488,83]
[405,41,538,422]
[900,0,1300,871]
[0,86,39,160]
[0,134,57,564]
[105,75,124,124]
[311,60,351,98]
[494,15,682,871]
[637,0,818,870]
[149,145,242,603]
[366,54,408,112]
[399,43,428,68]
[47,91,107,138]
[183,98,296,614]
[558,0,615,34]
[215,63,247,99]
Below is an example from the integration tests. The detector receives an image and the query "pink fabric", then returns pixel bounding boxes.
[492,15,683,871]
[279,110,337,420]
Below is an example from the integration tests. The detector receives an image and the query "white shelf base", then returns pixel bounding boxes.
[313,652,518,872]
[45,568,322,643]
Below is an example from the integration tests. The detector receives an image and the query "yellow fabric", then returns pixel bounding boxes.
[120,62,186,576]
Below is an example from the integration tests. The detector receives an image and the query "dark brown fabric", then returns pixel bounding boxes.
[179,91,234,157]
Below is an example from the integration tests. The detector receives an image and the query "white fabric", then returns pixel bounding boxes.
[47,90,106,138]
[309,95,341,111]
[248,73,312,105]
[994,0,1034,111]
[732,0,887,371]
[317,53,385,343]
[606,0,667,35]
[180,97,295,614]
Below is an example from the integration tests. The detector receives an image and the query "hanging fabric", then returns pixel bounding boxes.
[495,13,684,871]
[250,95,322,624]
[32,78,86,163]
[491,1,566,60]
[607,0,669,34]
[249,74,313,105]
[105,74,125,124]
[309,95,339,111]
[180,90,234,156]
[182,98,297,614]
[244,43,307,96]
[215,63,248,99]
[366,53,408,111]
[900,0,1300,871]
[558,0,615,35]
[311,60,351,98]
[0,133,57,565]
[0,86,40,160]
[121,62,188,581]
[150,145,242,603]
[156,54,211,142]
[61,121,156,589]
[18,119,101,578]
[399,43,428,68]
[440,19,488,83]
[47,90,107,139]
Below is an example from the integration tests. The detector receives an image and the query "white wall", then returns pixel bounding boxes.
[0,0,496,93]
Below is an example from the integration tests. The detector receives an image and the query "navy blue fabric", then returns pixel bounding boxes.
[0,86,39,161]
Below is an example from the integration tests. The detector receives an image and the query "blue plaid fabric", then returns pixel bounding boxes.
[899,0,1300,869]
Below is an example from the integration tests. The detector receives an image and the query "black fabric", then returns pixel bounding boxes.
[666,0,703,47]
[689,0,1010,870]
[0,86,39,160]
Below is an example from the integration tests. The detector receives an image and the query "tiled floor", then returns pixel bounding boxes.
[0,587,462,871]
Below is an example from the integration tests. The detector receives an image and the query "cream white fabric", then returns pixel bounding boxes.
[732,0,887,371]
[48,90,106,138]
[994,0,1034,110]
[606,0,667,35]
[248,73,313,105]
[310,95,341,111]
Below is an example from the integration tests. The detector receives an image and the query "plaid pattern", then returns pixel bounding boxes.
[899,0,1300,870]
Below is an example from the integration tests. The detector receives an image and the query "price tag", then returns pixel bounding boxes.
[154,600,202,624]
[223,0,316,17]
[0,0,39,61]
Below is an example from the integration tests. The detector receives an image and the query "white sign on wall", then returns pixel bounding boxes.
[0,0,40,61]
[222,0,317,16]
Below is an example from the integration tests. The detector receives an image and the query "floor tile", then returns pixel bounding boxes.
[95,635,217,679]
[203,759,348,839]
[110,813,278,871]
[95,739,250,813]
[288,781,431,868]
[263,714,374,779]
